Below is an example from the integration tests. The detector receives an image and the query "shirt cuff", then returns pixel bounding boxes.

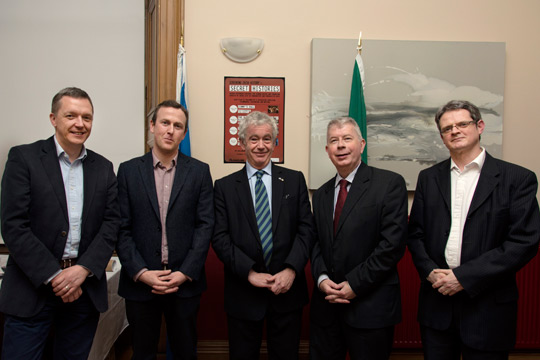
[317,274,329,289]
[134,268,148,282]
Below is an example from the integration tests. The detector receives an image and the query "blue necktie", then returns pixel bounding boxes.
[255,170,273,267]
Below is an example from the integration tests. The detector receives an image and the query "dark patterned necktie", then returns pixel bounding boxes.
[255,170,272,267]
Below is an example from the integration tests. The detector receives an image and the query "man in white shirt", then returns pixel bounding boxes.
[408,100,540,360]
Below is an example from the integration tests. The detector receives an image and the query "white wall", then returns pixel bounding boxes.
[185,0,540,187]
[2,0,540,192]
[0,0,145,174]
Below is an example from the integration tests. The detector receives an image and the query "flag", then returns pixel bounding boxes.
[176,43,191,156]
[348,52,368,164]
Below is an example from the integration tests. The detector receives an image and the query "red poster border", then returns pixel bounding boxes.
[223,76,285,163]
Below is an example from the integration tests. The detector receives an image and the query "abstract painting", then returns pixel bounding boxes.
[310,38,505,190]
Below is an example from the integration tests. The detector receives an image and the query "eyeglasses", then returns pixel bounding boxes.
[440,120,476,135]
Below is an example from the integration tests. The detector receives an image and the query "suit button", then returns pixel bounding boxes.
[61,231,67,237]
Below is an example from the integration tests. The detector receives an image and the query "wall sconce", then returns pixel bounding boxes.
[220,37,264,63]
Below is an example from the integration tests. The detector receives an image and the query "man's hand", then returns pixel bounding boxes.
[139,270,174,295]
[426,269,447,285]
[247,269,273,289]
[153,271,190,294]
[51,265,90,303]
[322,280,356,304]
[431,269,464,296]
[268,268,295,295]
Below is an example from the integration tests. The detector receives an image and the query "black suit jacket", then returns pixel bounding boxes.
[0,137,120,317]
[407,152,540,351]
[116,151,214,302]
[310,163,408,329]
[212,164,314,321]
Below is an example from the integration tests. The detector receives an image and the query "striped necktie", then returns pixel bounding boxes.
[255,170,273,267]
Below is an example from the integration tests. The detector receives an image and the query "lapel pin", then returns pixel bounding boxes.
[278,177,284,182]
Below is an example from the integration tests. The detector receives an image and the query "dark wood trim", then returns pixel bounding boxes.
[144,0,183,153]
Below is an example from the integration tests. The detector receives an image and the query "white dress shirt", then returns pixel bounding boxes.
[445,148,486,268]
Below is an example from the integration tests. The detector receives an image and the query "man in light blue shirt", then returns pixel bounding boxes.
[0,87,120,359]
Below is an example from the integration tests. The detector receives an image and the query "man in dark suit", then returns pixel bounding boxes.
[116,100,214,359]
[408,100,540,360]
[0,87,121,359]
[212,111,314,359]
[310,117,408,360]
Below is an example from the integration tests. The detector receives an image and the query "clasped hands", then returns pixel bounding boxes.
[51,265,89,303]
[319,279,356,304]
[428,269,464,296]
[248,268,295,295]
[139,270,189,295]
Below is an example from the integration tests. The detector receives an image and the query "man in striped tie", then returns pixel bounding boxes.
[212,111,314,359]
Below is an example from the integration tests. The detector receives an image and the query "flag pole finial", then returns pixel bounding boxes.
[357,31,362,55]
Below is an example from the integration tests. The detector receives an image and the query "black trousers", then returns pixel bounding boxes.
[125,294,200,360]
[227,308,303,360]
[309,316,394,360]
[2,290,99,360]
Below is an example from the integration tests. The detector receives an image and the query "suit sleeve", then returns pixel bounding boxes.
[77,159,121,280]
[115,163,149,278]
[1,147,60,286]
[345,173,408,296]
[310,234,328,284]
[282,171,315,274]
[407,171,440,280]
[453,169,540,296]
[212,179,256,279]
[177,164,214,281]
[309,189,329,283]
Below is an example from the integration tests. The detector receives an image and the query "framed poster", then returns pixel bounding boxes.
[224,77,285,163]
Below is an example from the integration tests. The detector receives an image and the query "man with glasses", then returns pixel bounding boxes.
[408,100,540,360]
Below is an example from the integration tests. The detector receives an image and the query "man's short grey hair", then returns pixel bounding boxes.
[238,111,278,143]
[326,117,363,143]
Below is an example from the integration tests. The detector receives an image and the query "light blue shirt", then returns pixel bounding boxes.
[54,136,86,259]
[246,161,272,215]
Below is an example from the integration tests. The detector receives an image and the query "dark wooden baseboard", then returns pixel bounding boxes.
[112,332,540,360]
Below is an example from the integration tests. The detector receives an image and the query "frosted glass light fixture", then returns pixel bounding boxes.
[220,37,264,63]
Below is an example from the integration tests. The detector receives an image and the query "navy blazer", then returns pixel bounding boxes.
[212,164,314,321]
[408,152,540,351]
[310,163,408,329]
[116,151,214,301]
[0,137,120,316]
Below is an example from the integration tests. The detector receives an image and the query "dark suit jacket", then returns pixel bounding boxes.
[116,151,214,302]
[212,164,314,321]
[310,163,408,329]
[407,152,540,351]
[0,137,120,317]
